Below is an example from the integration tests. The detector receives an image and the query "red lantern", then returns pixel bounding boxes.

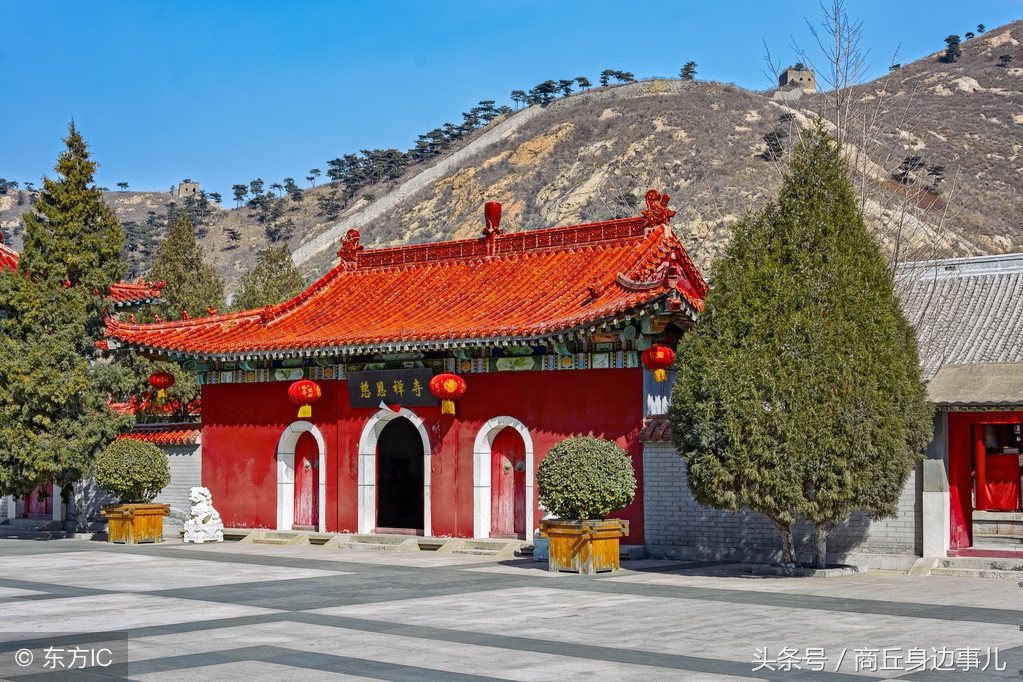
[288,379,322,418]
[148,371,175,400]
[641,345,675,382]
[430,373,467,415]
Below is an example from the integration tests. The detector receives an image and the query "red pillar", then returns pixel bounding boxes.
[975,437,988,511]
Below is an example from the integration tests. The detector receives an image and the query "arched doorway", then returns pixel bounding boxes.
[376,418,425,532]
[293,431,319,530]
[472,417,535,539]
[276,421,326,533]
[356,407,432,535]
[26,484,53,518]
[490,427,526,538]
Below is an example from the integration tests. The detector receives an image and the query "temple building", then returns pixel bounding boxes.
[104,191,707,542]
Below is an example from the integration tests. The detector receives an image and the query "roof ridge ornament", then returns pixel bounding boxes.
[483,202,503,257]
[337,229,363,270]
[641,190,675,229]
[260,305,278,324]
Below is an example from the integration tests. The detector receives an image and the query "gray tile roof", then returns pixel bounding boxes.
[898,253,1023,382]
[927,362,1023,407]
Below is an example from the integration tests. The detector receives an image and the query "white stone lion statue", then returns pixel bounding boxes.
[183,486,224,543]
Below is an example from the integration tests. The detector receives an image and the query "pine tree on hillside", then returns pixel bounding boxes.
[231,242,306,312]
[0,123,133,520]
[668,122,933,568]
[142,213,224,322]
[124,213,224,425]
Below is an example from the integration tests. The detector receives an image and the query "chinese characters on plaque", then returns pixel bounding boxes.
[346,369,440,408]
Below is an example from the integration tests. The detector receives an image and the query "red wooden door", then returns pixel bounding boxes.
[27,484,53,517]
[293,432,319,529]
[491,428,526,538]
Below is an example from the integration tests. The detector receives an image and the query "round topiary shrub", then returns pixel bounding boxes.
[536,436,637,520]
[95,438,170,504]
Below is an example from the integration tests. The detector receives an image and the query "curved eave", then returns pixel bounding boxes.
[109,296,698,362]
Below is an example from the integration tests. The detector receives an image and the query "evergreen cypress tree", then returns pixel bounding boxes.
[18,123,125,298]
[143,213,224,322]
[0,124,133,520]
[668,122,933,567]
[231,242,306,312]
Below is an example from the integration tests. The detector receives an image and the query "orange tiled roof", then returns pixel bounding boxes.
[0,241,19,271]
[120,423,200,446]
[109,394,201,418]
[108,279,165,307]
[105,191,707,360]
[0,241,163,306]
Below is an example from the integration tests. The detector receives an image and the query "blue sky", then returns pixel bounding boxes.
[1,1,1019,197]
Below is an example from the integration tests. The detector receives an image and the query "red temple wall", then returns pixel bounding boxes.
[201,368,646,542]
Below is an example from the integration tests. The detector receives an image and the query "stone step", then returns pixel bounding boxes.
[416,538,447,551]
[930,567,1023,579]
[349,543,407,551]
[461,540,511,552]
[2,518,59,530]
[349,534,408,545]
[972,534,1023,550]
[972,511,1023,537]
[938,557,1023,572]
[452,549,501,556]
[252,538,292,546]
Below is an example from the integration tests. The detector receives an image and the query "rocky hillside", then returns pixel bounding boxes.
[291,20,1023,282]
[3,20,1020,291]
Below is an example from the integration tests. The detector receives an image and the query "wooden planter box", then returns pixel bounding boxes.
[101,503,170,544]
[539,518,629,574]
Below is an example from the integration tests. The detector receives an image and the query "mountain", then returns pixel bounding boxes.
[287,20,1023,283]
[2,21,1020,292]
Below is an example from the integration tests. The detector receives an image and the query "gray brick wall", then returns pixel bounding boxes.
[66,443,202,526]
[154,444,202,524]
[643,443,922,563]
[67,480,118,525]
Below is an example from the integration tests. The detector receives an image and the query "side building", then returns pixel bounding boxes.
[901,254,1023,555]
[644,252,1023,566]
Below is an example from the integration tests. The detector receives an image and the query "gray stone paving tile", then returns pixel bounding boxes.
[2,539,1022,681]
[288,612,867,680]
[122,620,742,681]
[554,576,1023,626]
[261,649,498,680]
[0,594,281,638]
[125,661,373,681]
[0,578,110,600]
[0,551,343,593]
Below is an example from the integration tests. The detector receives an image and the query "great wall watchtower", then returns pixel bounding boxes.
[778,65,816,93]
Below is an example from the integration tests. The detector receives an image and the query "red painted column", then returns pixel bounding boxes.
[947,418,972,548]
[975,437,988,511]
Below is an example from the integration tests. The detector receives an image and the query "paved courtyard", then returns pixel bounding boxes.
[0,538,1020,680]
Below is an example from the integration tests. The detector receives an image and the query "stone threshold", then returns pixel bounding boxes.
[750,563,868,578]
